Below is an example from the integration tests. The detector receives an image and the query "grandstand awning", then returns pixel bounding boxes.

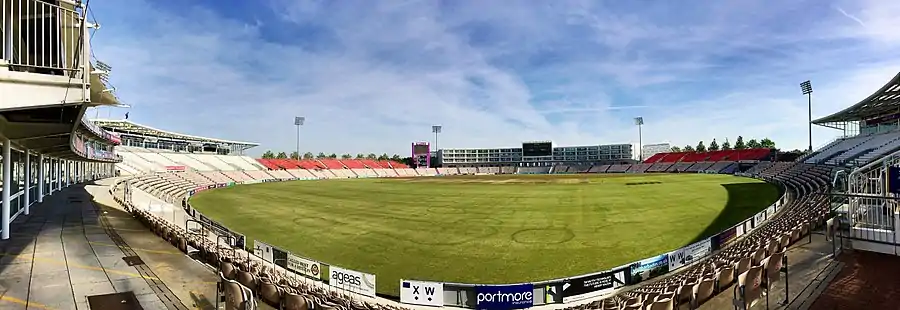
[812,72,900,124]
[92,119,259,148]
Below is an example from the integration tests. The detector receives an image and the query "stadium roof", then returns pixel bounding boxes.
[813,71,900,124]
[91,119,259,148]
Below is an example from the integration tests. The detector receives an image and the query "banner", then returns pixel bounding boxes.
[754,211,767,228]
[254,240,274,262]
[766,205,776,219]
[475,284,534,310]
[400,280,444,307]
[287,254,322,279]
[713,226,738,250]
[668,239,712,271]
[561,268,627,303]
[630,254,669,283]
[329,266,377,297]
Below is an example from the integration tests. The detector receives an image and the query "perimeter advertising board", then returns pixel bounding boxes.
[475,284,534,310]
[287,254,322,279]
[754,211,767,228]
[329,266,377,297]
[668,239,712,271]
[254,240,274,263]
[713,226,738,251]
[561,268,627,303]
[630,254,669,284]
[400,280,444,307]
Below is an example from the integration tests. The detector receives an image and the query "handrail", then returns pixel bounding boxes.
[1,0,85,76]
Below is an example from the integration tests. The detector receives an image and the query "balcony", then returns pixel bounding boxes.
[1,0,92,109]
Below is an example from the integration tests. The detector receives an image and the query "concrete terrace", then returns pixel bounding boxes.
[0,179,218,310]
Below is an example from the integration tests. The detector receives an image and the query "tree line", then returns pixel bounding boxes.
[670,136,776,153]
[260,151,404,161]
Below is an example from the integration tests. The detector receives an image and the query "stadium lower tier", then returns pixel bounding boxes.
[117,158,833,310]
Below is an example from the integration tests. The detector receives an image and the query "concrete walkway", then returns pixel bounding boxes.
[698,232,843,310]
[0,179,218,310]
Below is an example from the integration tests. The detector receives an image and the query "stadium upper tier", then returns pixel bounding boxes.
[643,148,772,164]
[803,129,900,166]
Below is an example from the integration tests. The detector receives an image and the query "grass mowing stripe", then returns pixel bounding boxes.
[190,174,778,295]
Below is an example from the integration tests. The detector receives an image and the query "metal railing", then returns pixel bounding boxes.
[1,0,85,76]
[844,148,900,244]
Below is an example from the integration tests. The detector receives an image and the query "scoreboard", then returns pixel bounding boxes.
[522,141,552,156]
[411,142,431,168]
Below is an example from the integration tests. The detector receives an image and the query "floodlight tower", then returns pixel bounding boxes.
[294,116,305,160]
[800,81,813,152]
[432,125,442,152]
[634,117,644,161]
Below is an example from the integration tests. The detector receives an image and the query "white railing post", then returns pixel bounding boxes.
[37,155,44,203]
[56,158,62,191]
[24,149,30,215]
[1,137,11,240]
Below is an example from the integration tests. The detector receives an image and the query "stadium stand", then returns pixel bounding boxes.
[107,72,900,310]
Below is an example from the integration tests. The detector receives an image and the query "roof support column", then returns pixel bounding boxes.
[56,159,62,191]
[66,160,71,187]
[24,150,30,215]
[2,137,11,240]
[37,155,44,203]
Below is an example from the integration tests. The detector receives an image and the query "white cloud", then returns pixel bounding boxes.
[87,0,900,156]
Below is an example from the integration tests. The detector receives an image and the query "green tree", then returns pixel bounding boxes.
[276,152,287,159]
[747,139,761,149]
[262,150,275,159]
[341,154,352,159]
[759,138,775,149]
[391,154,402,161]
[316,152,326,159]
[734,136,746,150]
[290,151,299,160]
[328,153,338,159]
[683,145,694,152]
[696,141,706,152]
[721,140,732,150]
[708,139,719,151]
[366,153,377,159]
[378,153,389,160]
[670,146,682,152]
[303,152,314,159]
[356,153,365,159]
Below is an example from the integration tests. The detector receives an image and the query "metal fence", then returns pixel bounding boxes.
[843,149,900,245]
[1,0,85,76]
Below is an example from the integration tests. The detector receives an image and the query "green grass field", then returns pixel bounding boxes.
[189,173,778,295]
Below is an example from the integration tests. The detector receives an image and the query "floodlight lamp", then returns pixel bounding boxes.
[800,80,813,95]
[432,125,442,134]
[634,117,644,126]
[294,116,305,126]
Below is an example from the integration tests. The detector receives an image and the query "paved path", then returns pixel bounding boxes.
[698,232,843,310]
[0,179,219,310]
[808,249,900,310]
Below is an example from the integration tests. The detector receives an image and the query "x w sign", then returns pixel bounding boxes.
[400,280,444,307]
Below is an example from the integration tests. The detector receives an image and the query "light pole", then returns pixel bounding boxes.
[800,81,813,152]
[634,117,644,161]
[294,116,305,160]
[432,125,442,152]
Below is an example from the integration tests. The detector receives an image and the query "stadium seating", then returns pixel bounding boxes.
[119,156,833,310]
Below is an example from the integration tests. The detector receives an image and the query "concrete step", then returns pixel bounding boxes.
[791,259,845,310]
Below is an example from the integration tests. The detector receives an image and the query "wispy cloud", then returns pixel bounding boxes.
[834,6,866,27]
[87,0,900,156]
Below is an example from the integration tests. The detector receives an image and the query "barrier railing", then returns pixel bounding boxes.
[156,170,791,309]
[0,0,85,76]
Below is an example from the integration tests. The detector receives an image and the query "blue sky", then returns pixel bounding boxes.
[87,0,900,156]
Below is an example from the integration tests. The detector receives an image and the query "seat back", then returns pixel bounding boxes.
[648,298,674,310]
[283,293,309,310]
[737,265,764,308]
[692,279,715,307]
